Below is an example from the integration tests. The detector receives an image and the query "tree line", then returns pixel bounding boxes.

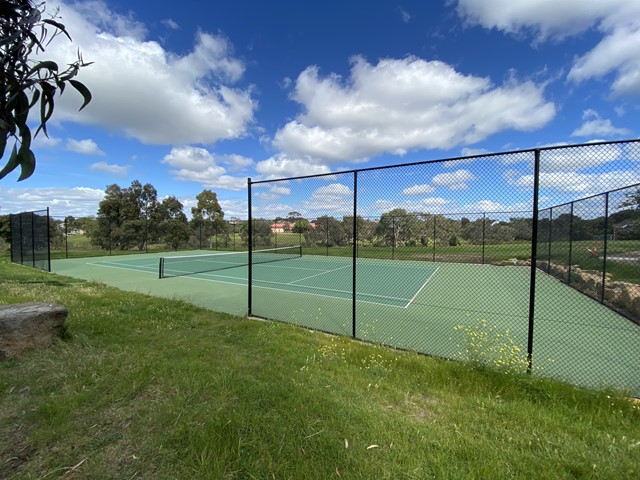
[2,184,640,255]
[59,180,231,251]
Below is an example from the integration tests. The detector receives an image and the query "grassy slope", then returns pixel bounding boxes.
[0,258,639,479]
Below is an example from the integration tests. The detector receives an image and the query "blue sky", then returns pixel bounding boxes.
[0,0,639,221]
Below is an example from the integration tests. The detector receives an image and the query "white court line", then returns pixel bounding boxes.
[87,261,158,274]
[403,266,440,309]
[287,264,351,285]
[250,283,410,309]
[252,276,412,304]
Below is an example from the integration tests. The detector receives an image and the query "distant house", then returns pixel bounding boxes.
[271,220,317,233]
[270,222,291,233]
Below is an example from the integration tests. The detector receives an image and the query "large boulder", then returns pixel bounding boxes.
[0,302,68,359]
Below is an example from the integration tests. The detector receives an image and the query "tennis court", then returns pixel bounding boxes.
[52,247,640,395]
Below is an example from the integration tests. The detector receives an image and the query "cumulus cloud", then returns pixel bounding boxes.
[299,183,354,216]
[454,0,640,96]
[90,161,130,177]
[42,1,257,145]
[255,154,332,179]
[66,138,106,156]
[432,169,476,190]
[402,184,436,196]
[506,169,640,195]
[161,146,247,191]
[571,110,631,137]
[272,56,554,169]
[0,186,105,217]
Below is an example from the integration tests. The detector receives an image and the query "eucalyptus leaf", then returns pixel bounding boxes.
[0,144,19,180]
[16,145,36,181]
[69,79,92,111]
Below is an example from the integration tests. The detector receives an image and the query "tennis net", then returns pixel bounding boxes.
[159,245,302,278]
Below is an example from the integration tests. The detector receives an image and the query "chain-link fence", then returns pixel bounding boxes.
[46,216,250,259]
[248,140,640,395]
[10,208,51,272]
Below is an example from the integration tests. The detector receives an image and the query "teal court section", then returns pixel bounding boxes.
[52,251,640,395]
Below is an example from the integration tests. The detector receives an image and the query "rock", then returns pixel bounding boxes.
[0,302,68,359]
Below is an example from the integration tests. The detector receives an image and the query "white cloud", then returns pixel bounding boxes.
[0,186,105,217]
[454,0,627,40]
[432,169,476,190]
[273,56,554,164]
[505,169,640,195]
[269,185,291,196]
[161,146,247,191]
[255,154,332,179]
[161,19,180,30]
[222,154,254,171]
[298,183,354,216]
[568,22,640,96]
[501,142,626,172]
[402,184,436,196]
[399,8,412,23]
[454,0,640,97]
[370,197,450,217]
[32,135,62,149]
[42,1,257,145]
[460,147,490,157]
[66,138,106,156]
[90,161,130,177]
[571,110,631,137]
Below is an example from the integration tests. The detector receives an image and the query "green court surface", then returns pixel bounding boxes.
[52,250,640,395]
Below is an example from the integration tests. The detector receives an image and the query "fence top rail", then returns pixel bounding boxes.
[248,138,640,185]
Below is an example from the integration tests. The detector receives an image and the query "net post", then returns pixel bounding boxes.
[159,257,164,279]
[527,149,541,373]
[247,178,253,316]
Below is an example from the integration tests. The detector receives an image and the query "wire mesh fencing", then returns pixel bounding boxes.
[9,208,51,272]
[46,215,252,259]
[249,140,640,395]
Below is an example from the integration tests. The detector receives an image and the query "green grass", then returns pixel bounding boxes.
[1,258,639,479]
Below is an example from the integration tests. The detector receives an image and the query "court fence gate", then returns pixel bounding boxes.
[248,139,640,396]
[9,208,51,272]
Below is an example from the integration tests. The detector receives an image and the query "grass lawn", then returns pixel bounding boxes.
[1,258,639,479]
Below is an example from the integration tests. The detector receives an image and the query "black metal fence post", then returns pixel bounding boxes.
[352,171,358,339]
[64,217,69,259]
[247,178,253,316]
[46,208,51,272]
[527,149,541,372]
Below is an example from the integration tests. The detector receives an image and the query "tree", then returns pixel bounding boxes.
[306,216,346,247]
[1,0,92,181]
[158,196,190,250]
[0,214,10,245]
[239,218,271,247]
[90,180,160,250]
[375,209,419,248]
[292,219,311,234]
[620,187,640,211]
[191,189,224,247]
